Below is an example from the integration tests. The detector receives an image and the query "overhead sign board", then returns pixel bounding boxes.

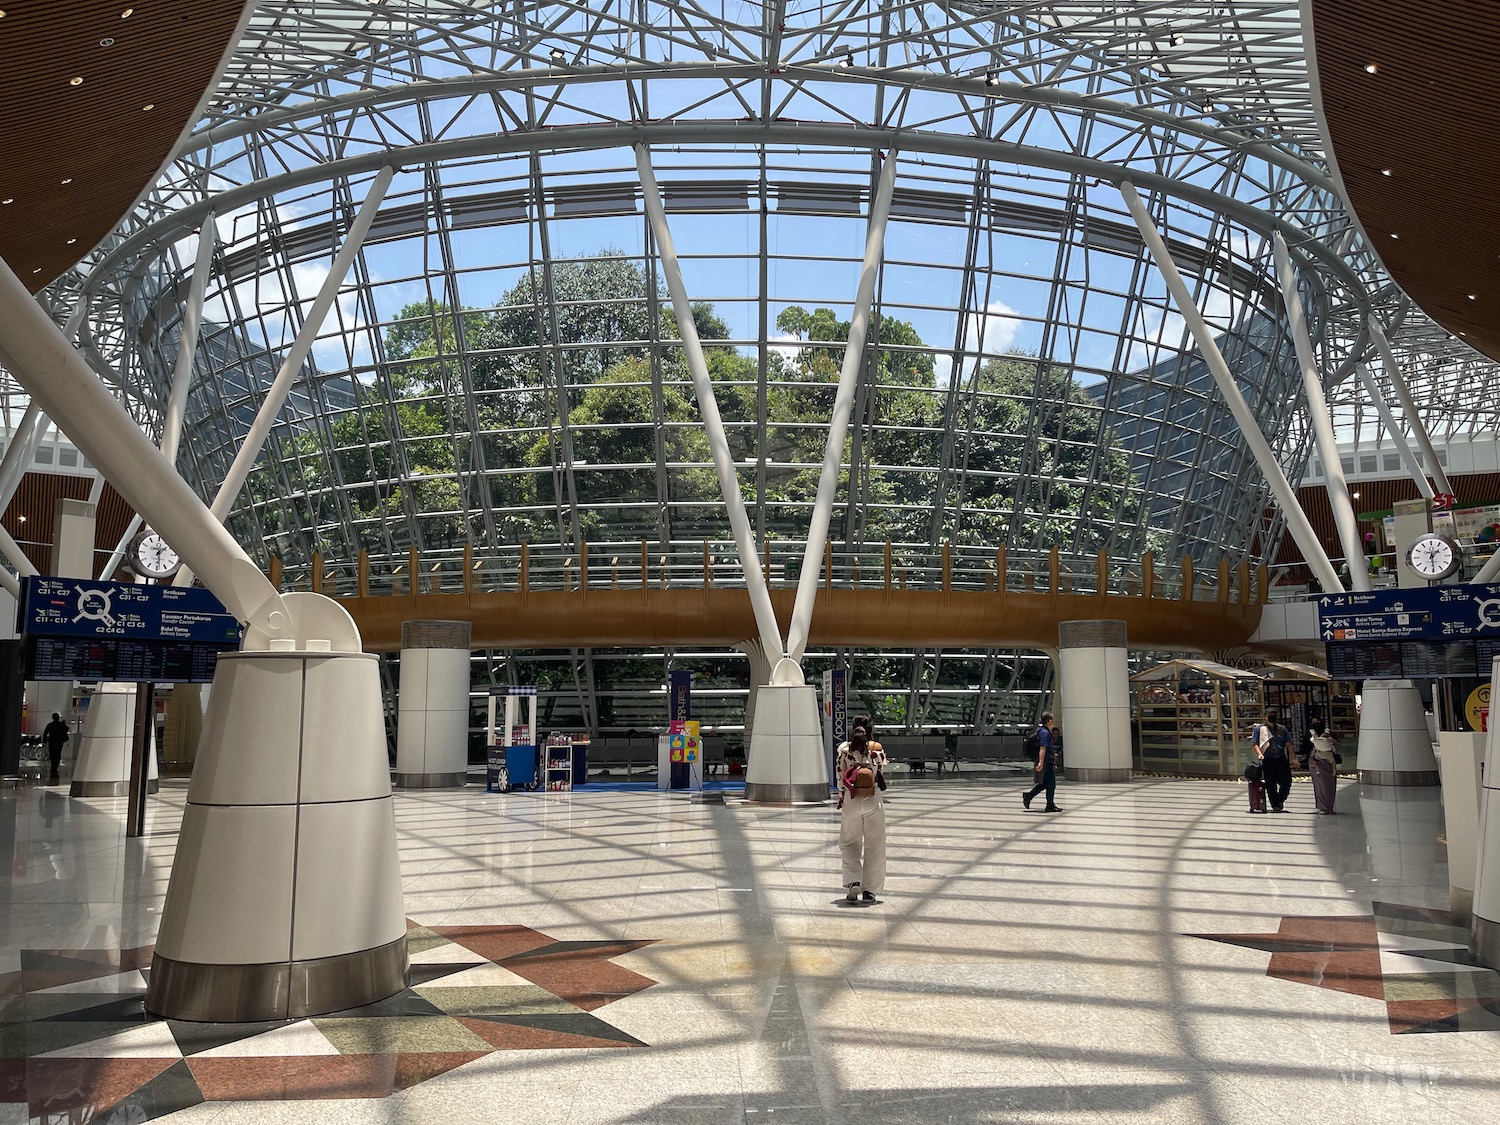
[1316,585,1500,644]
[18,576,241,645]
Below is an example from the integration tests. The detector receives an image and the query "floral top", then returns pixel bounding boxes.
[836,740,887,798]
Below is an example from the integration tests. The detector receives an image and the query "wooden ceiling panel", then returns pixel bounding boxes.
[1312,0,1500,360]
[0,0,246,292]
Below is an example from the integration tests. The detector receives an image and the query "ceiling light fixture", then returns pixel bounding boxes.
[549,46,566,63]
[1380,168,1392,176]
[100,37,114,46]
[66,238,77,245]
[61,178,72,184]
[69,76,84,86]
[121,7,133,16]
[837,50,855,69]
[1390,232,1398,239]
[0,198,12,205]
[143,103,154,111]
[985,68,1000,87]
[1364,62,1377,74]
[1468,293,1477,300]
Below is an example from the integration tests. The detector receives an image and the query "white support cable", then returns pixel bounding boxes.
[1118,181,1343,594]
[1357,365,1434,501]
[176,166,394,589]
[1273,233,1368,590]
[0,524,36,579]
[785,150,899,665]
[162,219,217,467]
[0,401,43,511]
[635,144,787,666]
[0,252,288,638]
[1369,320,1455,497]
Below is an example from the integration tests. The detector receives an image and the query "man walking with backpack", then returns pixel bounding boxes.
[1254,710,1295,813]
[1022,712,1061,812]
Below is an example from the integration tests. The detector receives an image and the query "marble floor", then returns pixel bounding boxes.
[2,774,1497,1124]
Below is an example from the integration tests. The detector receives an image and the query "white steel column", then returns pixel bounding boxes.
[0,253,287,637]
[102,224,216,582]
[1358,365,1435,501]
[0,402,43,508]
[0,525,36,581]
[636,145,785,666]
[1273,233,1368,590]
[1119,181,1342,593]
[163,220,217,467]
[1370,320,1454,497]
[785,151,898,665]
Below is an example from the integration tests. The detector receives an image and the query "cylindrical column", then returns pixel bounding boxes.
[161,683,205,777]
[146,650,407,1021]
[1356,680,1439,786]
[1057,620,1133,783]
[1470,656,1500,967]
[70,683,160,797]
[394,620,472,788]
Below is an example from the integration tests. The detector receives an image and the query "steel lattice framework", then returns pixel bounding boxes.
[15,0,1499,733]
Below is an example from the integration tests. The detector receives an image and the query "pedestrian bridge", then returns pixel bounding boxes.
[265,540,1272,653]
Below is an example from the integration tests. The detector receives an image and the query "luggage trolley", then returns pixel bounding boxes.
[486,685,539,792]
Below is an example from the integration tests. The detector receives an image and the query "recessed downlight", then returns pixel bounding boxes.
[1390,232,1398,239]
[1468,294,1478,300]
[143,103,155,111]
[69,76,84,86]
[61,178,72,185]
[1364,62,1378,74]
[0,198,12,205]
[121,7,133,16]
[1380,168,1392,176]
[100,37,115,46]
[66,238,77,245]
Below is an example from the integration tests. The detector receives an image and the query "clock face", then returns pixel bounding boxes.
[134,530,181,577]
[1408,534,1459,579]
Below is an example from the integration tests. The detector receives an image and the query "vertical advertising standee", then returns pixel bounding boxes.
[668,670,693,789]
[822,667,848,788]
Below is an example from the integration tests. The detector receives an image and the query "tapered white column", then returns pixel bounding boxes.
[394,621,472,788]
[636,145,784,667]
[1119,181,1342,593]
[1358,365,1435,502]
[1356,680,1439,786]
[1057,620,1132,782]
[1370,320,1454,497]
[71,683,160,797]
[785,151,898,665]
[1274,233,1367,588]
[1470,657,1500,967]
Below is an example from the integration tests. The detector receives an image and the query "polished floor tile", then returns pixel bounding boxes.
[2,775,1499,1122]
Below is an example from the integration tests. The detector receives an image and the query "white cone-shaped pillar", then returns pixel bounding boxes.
[744,671,828,803]
[1357,680,1440,786]
[1058,620,1133,782]
[146,616,406,1021]
[394,621,472,788]
[1470,657,1500,967]
[71,683,159,797]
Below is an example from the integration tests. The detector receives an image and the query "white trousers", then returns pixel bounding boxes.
[839,794,886,893]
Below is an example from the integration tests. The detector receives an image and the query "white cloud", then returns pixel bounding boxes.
[936,300,1024,386]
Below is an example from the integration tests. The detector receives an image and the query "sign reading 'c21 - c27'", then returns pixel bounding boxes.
[17,576,242,645]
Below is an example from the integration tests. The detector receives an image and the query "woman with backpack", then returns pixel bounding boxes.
[837,715,888,904]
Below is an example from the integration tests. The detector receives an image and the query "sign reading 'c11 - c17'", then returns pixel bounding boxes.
[18,576,242,644]
[1319,584,1500,680]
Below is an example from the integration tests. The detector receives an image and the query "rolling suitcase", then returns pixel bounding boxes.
[1248,779,1267,813]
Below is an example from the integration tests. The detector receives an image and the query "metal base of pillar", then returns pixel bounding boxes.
[393,771,468,789]
[1451,888,1474,928]
[743,782,831,804]
[1064,767,1132,783]
[70,779,160,798]
[145,934,408,1022]
[1472,915,1500,971]
[1358,769,1441,787]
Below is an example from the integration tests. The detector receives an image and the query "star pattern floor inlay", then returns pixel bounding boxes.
[0,921,657,1120]
[1191,901,1500,1034]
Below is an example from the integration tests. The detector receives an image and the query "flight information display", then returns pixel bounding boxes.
[28,637,228,684]
[18,576,240,644]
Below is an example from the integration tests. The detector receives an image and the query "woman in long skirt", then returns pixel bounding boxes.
[1307,717,1340,814]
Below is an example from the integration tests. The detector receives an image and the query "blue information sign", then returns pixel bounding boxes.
[1316,585,1500,644]
[18,576,242,644]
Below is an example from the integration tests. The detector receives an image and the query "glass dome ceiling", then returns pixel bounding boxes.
[38,0,1490,577]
